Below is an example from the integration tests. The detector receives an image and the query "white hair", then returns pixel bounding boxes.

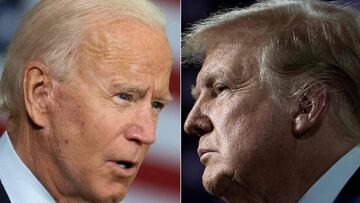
[183,0,360,142]
[0,0,165,115]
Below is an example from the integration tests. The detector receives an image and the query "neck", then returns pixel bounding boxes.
[7,116,90,203]
[294,132,356,201]
[219,126,356,203]
[280,128,355,202]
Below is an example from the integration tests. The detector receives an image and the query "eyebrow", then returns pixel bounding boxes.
[191,85,200,100]
[113,82,173,104]
[190,70,230,100]
[154,93,173,105]
[203,71,229,85]
[113,83,148,97]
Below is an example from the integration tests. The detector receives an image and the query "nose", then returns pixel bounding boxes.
[124,105,156,145]
[184,100,214,137]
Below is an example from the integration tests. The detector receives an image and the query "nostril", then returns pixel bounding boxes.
[192,127,209,137]
[184,121,193,135]
[185,119,214,137]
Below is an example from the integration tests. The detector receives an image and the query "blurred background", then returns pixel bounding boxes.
[0,0,180,203]
[181,0,356,203]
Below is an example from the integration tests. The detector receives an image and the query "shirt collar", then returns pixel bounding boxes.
[298,144,360,203]
[0,131,55,203]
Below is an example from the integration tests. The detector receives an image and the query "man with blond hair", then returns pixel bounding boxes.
[184,0,360,202]
[0,0,173,202]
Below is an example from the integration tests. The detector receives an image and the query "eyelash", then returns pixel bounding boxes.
[152,101,164,110]
[214,83,228,95]
[117,93,132,101]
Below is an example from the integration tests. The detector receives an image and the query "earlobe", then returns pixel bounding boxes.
[23,61,52,128]
[292,93,328,138]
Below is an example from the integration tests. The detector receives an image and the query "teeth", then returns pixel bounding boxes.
[116,161,132,169]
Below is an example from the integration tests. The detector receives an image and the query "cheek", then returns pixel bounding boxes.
[221,101,293,181]
[49,88,117,163]
[215,98,277,162]
[214,96,261,148]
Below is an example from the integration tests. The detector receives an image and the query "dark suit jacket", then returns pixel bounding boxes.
[0,179,10,203]
[334,167,360,203]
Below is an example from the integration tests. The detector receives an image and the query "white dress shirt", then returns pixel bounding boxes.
[0,131,55,203]
[298,144,360,203]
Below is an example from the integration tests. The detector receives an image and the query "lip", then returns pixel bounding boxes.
[197,148,217,157]
[197,148,217,164]
[108,160,139,178]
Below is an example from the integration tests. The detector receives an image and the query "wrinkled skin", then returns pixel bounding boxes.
[47,21,172,202]
[15,19,172,203]
[184,43,299,202]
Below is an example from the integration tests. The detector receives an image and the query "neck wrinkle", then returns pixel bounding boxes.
[7,115,74,202]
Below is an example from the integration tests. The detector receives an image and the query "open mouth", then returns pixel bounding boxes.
[115,160,134,169]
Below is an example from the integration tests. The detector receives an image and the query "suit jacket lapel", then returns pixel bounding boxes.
[334,167,360,203]
[0,179,10,203]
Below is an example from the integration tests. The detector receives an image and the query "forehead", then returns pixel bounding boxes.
[72,19,173,100]
[197,41,259,84]
[78,19,172,75]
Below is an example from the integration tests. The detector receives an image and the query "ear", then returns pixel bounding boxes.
[23,61,52,128]
[292,91,328,138]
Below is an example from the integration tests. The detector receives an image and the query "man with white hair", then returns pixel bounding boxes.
[183,0,360,202]
[0,0,173,202]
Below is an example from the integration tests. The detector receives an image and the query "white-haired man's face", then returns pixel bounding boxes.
[184,42,298,202]
[41,20,172,202]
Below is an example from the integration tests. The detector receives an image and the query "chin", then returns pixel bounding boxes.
[107,185,129,202]
[94,191,126,203]
[202,166,232,198]
[110,194,126,203]
[110,191,126,203]
[89,183,128,203]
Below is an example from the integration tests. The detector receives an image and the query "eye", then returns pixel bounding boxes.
[117,93,132,101]
[214,84,228,95]
[152,101,164,110]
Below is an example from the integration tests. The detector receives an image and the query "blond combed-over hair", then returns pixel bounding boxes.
[183,0,360,142]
